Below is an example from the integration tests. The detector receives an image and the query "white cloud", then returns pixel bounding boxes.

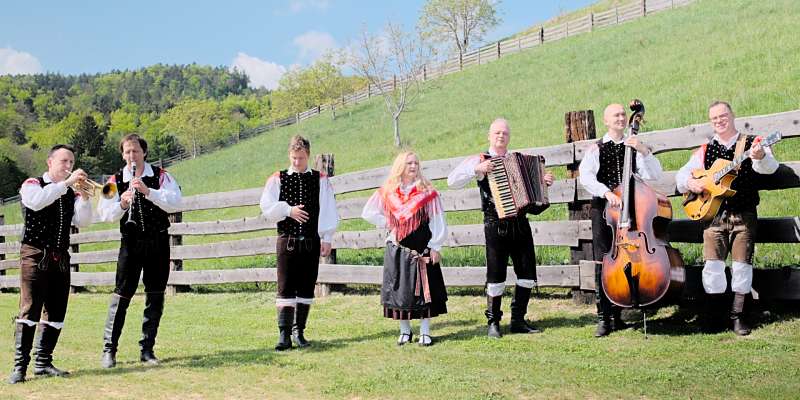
[229,52,287,90]
[292,31,337,63]
[288,0,330,13]
[0,47,43,76]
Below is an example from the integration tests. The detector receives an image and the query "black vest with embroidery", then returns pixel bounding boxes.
[277,170,320,237]
[704,135,759,213]
[21,177,76,252]
[596,140,638,193]
[115,166,171,235]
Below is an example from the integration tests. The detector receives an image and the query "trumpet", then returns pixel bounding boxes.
[65,170,118,199]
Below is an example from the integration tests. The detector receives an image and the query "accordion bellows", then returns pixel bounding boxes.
[487,153,550,219]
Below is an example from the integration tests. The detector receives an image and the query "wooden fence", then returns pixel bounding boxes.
[1,109,799,301]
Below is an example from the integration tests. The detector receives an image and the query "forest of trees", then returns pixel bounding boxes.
[0,63,363,198]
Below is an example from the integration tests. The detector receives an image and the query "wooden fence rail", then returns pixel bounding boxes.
[1,107,798,299]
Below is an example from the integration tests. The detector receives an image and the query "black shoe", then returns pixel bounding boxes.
[140,349,160,366]
[485,295,503,339]
[397,332,413,346]
[33,324,69,377]
[510,319,541,334]
[613,309,630,331]
[594,319,612,337]
[101,351,116,369]
[8,322,35,384]
[292,303,311,348]
[732,318,751,336]
[701,293,726,333]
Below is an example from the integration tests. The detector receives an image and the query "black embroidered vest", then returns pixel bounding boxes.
[21,177,76,252]
[277,170,320,237]
[596,140,638,193]
[115,166,171,235]
[704,135,759,213]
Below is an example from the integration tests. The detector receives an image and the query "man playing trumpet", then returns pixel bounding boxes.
[8,144,93,384]
[97,134,182,368]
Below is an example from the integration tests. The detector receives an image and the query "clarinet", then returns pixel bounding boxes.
[125,162,138,228]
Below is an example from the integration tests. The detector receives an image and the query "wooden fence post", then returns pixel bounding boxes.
[459,52,463,70]
[69,226,83,293]
[590,13,594,32]
[423,65,427,81]
[496,41,501,59]
[642,0,647,16]
[539,27,544,44]
[565,110,597,304]
[477,47,481,65]
[167,212,186,295]
[314,154,339,297]
[393,75,397,91]
[615,6,620,23]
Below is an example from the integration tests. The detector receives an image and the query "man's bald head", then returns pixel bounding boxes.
[603,103,627,136]
[487,118,511,153]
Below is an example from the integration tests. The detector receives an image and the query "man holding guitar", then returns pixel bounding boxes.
[675,101,779,335]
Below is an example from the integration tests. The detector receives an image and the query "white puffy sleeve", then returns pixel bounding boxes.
[318,175,339,243]
[145,170,182,213]
[361,190,387,228]
[426,194,447,251]
[675,148,704,194]
[447,155,482,189]
[97,176,125,222]
[20,178,68,211]
[577,144,611,198]
[259,173,292,222]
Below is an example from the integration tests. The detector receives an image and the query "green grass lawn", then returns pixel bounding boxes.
[0,291,798,399]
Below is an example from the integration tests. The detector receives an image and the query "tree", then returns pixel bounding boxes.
[0,156,27,198]
[418,0,501,58]
[349,22,432,147]
[162,99,237,158]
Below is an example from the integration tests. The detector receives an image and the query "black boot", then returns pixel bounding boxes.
[275,306,294,351]
[612,307,630,331]
[293,303,311,348]
[701,293,726,334]
[102,294,130,368]
[510,286,541,334]
[8,322,36,384]
[595,271,613,337]
[485,296,503,339]
[139,292,165,365]
[730,293,751,336]
[33,323,69,377]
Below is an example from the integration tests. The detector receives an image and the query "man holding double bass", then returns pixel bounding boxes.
[676,101,778,335]
[578,103,664,337]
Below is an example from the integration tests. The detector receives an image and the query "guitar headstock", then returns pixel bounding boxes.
[757,131,782,147]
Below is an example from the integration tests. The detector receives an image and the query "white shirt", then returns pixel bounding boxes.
[97,162,183,222]
[578,133,664,198]
[20,172,93,227]
[259,166,339,243]
[447,149,506,189]
[361,182,448,251]
[675,132,779,194]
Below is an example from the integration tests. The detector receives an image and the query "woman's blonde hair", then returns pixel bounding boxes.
[382,151,433,192]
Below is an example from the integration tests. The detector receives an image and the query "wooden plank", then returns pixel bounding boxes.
[0,224,23,236]
[169,215,275,235]
[179,187,262,212]
[579,260,598,290]
[0,275,19,289]
[752,267,800,301]
[0,258,18,271]
[71,229,120,244]
[168,268,278,285]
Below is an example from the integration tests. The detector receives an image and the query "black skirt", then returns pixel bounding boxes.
[381,222,448,320]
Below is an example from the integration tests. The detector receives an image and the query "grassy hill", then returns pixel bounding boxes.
[2,0,799,269]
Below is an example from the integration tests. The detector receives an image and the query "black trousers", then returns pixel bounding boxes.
[591,199,616,314]
[17,244,70,324]
[114,232,171,298]
[484,217,536,284]
[276,235,320,300]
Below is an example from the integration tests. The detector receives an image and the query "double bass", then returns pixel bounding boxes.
[601,100,685,309]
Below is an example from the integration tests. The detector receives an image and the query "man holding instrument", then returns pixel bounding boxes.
[97,134,182,367]
[676,101,778,335]
[8,144,93,384]
[448,118,553,338]
[578,103,664,337]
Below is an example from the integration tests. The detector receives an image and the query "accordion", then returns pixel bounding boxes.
[486,153,550,219]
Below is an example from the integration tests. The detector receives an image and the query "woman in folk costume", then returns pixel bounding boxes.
[362,151,448,346]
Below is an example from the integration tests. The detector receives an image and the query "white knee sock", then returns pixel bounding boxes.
[399,320,411,334]
[419,318,430,336]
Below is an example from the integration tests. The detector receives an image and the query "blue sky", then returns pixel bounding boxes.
[1,0,596,89]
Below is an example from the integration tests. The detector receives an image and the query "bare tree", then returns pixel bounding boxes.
[418,0,501,58]
[349,22,432,147]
